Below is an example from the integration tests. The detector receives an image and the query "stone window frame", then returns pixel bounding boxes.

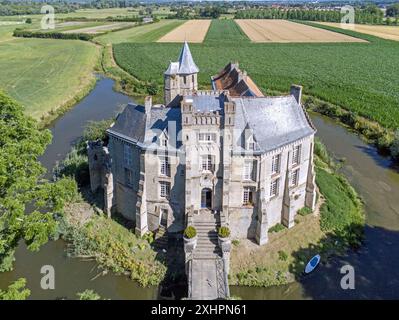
[270,177,280,198]
[201,154,214,172]
[159,181,171,199]
[159,156,171,177]
[198,132,217,143]
[292,144,302,166]
[271,153,281,175]
[246,134,256,151]
[243,159,256,181]
[289,168,300,188]
[123,144,132,167]
[243,186,255,206]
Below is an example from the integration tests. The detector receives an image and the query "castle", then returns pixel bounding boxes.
[88,42,317,247]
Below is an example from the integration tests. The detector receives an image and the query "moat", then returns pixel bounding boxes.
[0,77,398,299]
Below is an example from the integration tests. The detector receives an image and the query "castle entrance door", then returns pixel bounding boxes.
[201,188,212,209]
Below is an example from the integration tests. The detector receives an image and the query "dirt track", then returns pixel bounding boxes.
[318,22,399,42]
[235,19,366,43]
[157,19,211,43]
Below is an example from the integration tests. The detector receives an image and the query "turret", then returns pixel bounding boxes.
[164,41,199,105]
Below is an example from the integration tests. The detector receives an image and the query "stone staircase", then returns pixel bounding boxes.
[154,225,168,250]
[192,211,224,260]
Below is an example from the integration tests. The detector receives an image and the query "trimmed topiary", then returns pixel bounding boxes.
[184,226,197,239]
[218,226,231,238]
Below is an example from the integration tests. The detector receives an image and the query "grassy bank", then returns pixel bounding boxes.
[229,138,365,287]
[0,37,100,122]
[61,201,167,287]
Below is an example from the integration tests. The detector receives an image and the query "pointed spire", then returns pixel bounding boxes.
[177,41,199,75]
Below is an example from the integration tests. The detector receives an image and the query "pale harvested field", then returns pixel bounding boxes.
[235,19,366,43]
[317,22,399,42]
[157,19,211,43]
[63,22,135,35]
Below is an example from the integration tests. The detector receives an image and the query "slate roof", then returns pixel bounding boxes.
[232,96,315,152]
[107,103,182,149]
[183,93,225,113]
[107,103,146,143]
[165,41,199,75]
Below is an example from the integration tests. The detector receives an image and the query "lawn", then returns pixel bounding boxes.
[94,20,184,44]
[0,38,100,120]
[113,20,399,129]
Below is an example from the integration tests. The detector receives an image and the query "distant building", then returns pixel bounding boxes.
[88,42,317,246]
[142,17,153,23]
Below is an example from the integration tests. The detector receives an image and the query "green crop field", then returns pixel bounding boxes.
[94,20,184,45]
[113,20,399,129]
[0,38,99,120]
[204,19,249,43]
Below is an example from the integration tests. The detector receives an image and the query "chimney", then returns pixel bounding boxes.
[145,96,152,114]
[290,85,302,104]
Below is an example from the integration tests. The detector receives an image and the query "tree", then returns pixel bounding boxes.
[0,91,79,271]
[386,4,399,17]
[0,278,30,300]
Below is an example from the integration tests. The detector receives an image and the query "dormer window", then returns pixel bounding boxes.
[159,131,168,147]
[246,135,256,151]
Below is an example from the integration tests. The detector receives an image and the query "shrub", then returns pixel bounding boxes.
[232,239,240,246]
[184,226,197,239]
[82,119,114,144]
[390,129,399,160]
[297,207,312,216]
[218,226,231,238]
[13,29,93,41]
[278,250,288,261]
[268,223,285,233]
[77,289,101,300]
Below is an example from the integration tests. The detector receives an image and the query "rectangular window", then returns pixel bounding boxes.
[124,144,132,167]
[125,168,133,187]
[201,155,214,171]
[292,145,301,166]
[199,133,216,142]
[159,156,170,176]
[243,160,255,181]
[160,181,170,199]
[271,154,281,174]
[243,187,254,206]
[270,178,280,198]
[290,169,300,187]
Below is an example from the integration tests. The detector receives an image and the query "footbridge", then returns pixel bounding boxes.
[184,210,230,300]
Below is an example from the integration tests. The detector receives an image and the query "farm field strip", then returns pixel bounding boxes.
[94,20,184,44]
[205,19,250,43]
[316,22,399,42]
[235,19,366,43]
[157,19,211,43]
[63,22,135,34]
[114,27,399,128]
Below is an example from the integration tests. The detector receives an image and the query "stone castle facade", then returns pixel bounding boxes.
[88,42,316,246]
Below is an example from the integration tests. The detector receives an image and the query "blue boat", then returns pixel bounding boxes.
[304,254,321,274]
